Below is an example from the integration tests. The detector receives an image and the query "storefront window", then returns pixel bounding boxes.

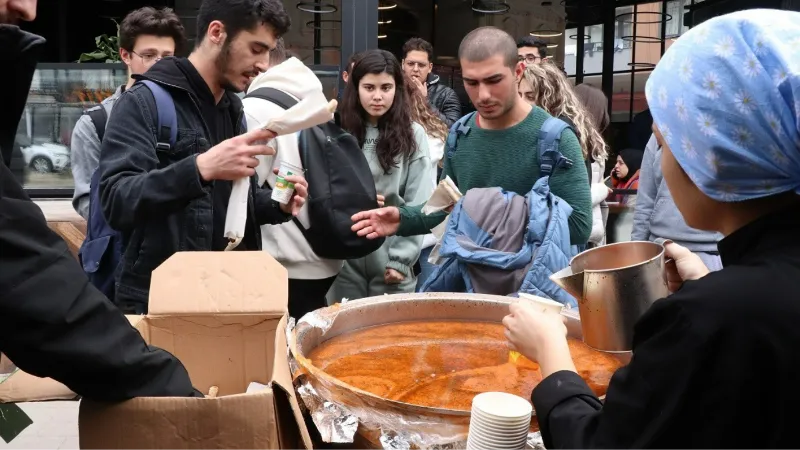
[19,64,127,191]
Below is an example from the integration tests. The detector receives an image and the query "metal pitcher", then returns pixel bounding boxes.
[550,241,669,352]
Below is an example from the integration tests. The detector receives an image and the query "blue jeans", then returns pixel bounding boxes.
[416,246,436,292]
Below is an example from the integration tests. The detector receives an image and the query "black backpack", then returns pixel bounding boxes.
[245,87,385,259]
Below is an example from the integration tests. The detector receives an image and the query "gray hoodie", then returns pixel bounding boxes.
[70,85,125,219]
[631,135,722,252]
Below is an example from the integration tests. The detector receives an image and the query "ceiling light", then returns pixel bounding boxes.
[530,29,563,38]
[296,2,337,14]
[471,0,510,14]
[378,34,387,39]
[547,44,559,48]
[378,1,397,10]
[305,19,341,30]
[378,19,393,24]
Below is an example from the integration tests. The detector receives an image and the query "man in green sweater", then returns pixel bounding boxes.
[352,27,592,246]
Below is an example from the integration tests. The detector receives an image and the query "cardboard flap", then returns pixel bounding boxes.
[148,252,288,316]
[272,315,313,449]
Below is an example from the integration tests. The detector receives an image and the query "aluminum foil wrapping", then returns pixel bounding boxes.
[297,303,341,335]
[296,380,359,443]
[527,431,545,449]
[294,372,471,448]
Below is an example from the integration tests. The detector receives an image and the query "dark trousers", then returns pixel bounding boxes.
[288,275,337,320]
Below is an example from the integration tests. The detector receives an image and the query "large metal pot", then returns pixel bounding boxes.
[291,293,585,418]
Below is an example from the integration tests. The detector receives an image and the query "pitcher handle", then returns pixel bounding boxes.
[654,238,676,289]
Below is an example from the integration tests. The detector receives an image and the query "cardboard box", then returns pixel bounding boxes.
[79,252,313,449]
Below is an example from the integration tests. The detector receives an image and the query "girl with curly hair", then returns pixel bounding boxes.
[518,63,611,245]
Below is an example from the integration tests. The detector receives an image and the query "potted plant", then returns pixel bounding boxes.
[78,19,121,63]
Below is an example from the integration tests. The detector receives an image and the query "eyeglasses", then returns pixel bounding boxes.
[132,51,168,64]
[404,60,429,69]
[518,54,541,64]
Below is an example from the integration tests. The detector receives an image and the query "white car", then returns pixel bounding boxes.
[21,142,70,173]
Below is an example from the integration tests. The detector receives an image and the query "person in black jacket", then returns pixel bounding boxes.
[0,0,200,401]
[504,10,800,448]
[401,37,462,126]
[98,0,308,314]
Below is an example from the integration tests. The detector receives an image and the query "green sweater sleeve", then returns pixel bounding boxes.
[396,137,455,237]
[550,129,592,245]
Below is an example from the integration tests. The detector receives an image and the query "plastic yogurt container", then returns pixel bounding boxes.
[271,160,303,204]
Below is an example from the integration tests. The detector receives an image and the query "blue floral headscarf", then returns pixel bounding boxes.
[646,9,800,202]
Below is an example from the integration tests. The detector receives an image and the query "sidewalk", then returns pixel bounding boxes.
[0,402,78,449]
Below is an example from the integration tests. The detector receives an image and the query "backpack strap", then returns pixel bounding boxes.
[86,106,108,142]
[538,117,574,178]
[246,87,299,110]
[139,80,178,149]
[445,111,477,159]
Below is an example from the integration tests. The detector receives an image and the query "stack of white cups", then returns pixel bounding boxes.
[467,392,533,450]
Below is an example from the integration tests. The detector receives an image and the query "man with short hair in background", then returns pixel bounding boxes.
[71,6,185,219]
[402,37,461,126]
[517,35,548,66]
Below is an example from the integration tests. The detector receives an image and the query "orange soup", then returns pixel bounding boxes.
[308,321,623,411]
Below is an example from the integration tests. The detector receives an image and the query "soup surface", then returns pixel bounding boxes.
[308,321,623,411]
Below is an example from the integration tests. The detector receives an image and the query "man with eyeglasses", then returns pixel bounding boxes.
[517,35,548,66]
[401,37,461,126]
[71,7,185,219]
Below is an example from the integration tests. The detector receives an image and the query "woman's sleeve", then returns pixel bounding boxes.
[387,125,434,276]
[532,297,707,448]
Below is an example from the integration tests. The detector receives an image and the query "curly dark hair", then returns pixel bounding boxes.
[119,7,186,53]
[197,0,291,44]
[339,49,416,174]
[402,37,434,61]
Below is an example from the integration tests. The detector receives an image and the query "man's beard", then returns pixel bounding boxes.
[215,41,240,93]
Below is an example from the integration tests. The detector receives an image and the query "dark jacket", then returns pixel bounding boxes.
[426,73,462,127]
[98,58,291,311]
[532,207,800,448]
[0,25,198,401]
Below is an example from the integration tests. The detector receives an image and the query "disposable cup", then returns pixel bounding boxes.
[471,407,531,425]
[472,392,533,419]
[271,160,304,205]
[467,392,532,450]
[518,292,565,314]
[470,423,528,441]
[467,429,527,450]
[509,294,565,363]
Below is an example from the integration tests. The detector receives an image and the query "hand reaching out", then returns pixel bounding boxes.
[351,207,401,239]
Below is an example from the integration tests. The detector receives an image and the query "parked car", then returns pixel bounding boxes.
[21,142,71,174]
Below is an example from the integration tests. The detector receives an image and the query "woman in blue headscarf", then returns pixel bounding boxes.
[503,9,800,448]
